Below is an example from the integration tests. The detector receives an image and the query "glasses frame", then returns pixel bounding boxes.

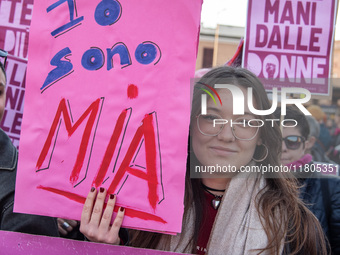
[282,135,305,150]
[196,113,260,141]
[0,49,8,68]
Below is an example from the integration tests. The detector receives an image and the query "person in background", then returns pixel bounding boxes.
[328,109,340,165]
[332,109,340,139]
[307,105,332,154]
[79,66,327,254]
[326,118,336,135]
[305,115,321,158]
[0,50,59,236]
[274,105,340,254]
[306,115,337,166]
[57,218,83,239]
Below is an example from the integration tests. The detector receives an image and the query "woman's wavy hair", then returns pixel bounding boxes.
[129,66,327,255]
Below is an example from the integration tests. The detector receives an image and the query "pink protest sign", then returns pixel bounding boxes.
[243,0,338,95]
[14,0,202,234]
[0,0,32,148]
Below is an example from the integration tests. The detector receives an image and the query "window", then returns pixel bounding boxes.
[202,48,213,68]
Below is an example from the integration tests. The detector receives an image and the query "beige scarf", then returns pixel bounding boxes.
[159,174,285,254]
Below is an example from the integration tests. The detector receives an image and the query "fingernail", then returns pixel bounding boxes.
[120,207,125,212]
[110,194,115,200]
[99,187,105,193]
[91,187,95,192]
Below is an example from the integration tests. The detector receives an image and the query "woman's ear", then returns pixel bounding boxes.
[305,136,315,150]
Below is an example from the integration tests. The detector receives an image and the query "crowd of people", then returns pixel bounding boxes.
[0,49,340,254]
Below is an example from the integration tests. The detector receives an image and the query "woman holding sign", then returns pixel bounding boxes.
[80,66,327,254]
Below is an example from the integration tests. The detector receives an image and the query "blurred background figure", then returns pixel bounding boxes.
[329,109,340,165]
[275,106,340,254]
[307,105,332,154]
[306,115,337,167]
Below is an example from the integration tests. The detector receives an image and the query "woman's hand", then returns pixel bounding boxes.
[80,187,125,244]
[57,218,79,236]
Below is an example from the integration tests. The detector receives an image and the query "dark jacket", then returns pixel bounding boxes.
[298,171,340,254]
[0,129,59,236]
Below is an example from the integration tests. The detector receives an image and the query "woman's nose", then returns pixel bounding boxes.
[216,124,235,142]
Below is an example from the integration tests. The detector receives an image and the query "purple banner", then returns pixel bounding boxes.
[0,0,32,148]
[0,230,184,255]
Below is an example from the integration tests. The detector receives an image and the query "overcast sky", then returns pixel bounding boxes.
[200,0,340,40]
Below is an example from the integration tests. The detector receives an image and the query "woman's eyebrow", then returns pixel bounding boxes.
[243,111,257,117]
[205,108,258,118]
[206,107,220,113]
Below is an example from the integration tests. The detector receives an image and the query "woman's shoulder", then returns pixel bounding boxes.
[0,129,17,206]
[0,128,17,172]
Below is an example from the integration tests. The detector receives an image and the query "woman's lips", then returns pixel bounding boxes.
[280,158,290,163]
[209,146,237,156]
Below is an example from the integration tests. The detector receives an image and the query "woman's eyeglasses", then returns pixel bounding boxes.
[196,113,260,141]
[0,49,8,68]
[282,135,305,150]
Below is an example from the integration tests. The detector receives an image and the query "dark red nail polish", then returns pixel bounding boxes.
[110,194,115,200]
[91,187,95,192]
[99,187,105,193]
[120,207,125,212]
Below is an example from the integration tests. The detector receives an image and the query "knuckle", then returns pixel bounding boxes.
[102,211,112,220]
[112,220,121,229]
[93,205,102,214]
[106,237,117,244]
[85,194,95,203]
[86,228,97,239]
[107,198,116,205]
[97,234,105,241]
[82,204,91,213]
[116,212,124,221]
[96,193,105,201]
[104,233,117,244]
[106,202,114,208]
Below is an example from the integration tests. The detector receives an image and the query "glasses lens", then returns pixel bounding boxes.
[197,114,223,136]
[0,49,8,67]
[284,136,303,150]
[232,118,260,140]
